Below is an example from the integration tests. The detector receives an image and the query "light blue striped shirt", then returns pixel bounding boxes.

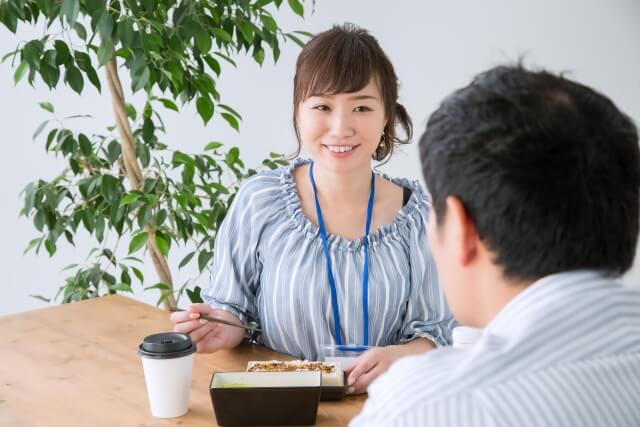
[351,270,640,426]
[202,158,455,360]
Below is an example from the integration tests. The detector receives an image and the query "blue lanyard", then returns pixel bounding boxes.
[309,161,375,347]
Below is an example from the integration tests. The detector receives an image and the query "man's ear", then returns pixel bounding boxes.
[445,196,478,266]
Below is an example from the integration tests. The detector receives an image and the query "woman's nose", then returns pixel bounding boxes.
[329,110,355,138]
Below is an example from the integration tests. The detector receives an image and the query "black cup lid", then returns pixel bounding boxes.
[139,332,196,359]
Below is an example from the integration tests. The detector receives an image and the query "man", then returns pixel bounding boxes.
[351,65,640,426]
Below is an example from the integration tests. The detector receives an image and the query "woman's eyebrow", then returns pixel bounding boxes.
[308,93,379,101]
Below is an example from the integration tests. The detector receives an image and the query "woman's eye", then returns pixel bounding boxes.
[313,105,330,111]
[354,106,372,112]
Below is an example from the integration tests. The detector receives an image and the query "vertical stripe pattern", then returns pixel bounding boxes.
[202,158,454,360]
[351,270,640,427]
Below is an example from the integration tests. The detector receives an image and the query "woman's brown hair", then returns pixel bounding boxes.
[293,23,412,162]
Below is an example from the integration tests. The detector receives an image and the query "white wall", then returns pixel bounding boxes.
[2,0,640,315]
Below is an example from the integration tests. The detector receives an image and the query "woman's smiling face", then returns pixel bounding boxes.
[296,79,386,173]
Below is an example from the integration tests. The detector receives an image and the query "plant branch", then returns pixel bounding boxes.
[105,55,176,310]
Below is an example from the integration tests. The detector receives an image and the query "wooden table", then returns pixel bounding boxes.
[0,294,365,426]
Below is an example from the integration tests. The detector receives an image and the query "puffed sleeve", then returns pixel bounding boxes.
[200,174,269,324]
[397,186,457,346]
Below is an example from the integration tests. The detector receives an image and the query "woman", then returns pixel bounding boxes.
[171,23,455,393]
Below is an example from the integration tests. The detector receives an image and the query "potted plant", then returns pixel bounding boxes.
[0,0,312,309]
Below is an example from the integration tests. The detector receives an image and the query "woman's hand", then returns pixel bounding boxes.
[343,339,436,394]
[170,304,245,353]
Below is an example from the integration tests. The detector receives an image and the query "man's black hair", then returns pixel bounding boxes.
[420,64,640,280]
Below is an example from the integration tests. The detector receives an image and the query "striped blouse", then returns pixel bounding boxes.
[351,270,640,427]
[202,158,455,360]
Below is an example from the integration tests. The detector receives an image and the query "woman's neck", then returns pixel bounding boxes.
[310,162,373,207]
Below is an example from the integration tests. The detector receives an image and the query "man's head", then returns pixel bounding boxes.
[420,64,640,326]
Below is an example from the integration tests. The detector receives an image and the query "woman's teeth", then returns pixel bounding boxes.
[326,145,354,153]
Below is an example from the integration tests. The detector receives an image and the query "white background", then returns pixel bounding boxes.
[2,0,639,316]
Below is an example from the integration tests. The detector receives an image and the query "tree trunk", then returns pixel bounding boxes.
[104,58,177,311]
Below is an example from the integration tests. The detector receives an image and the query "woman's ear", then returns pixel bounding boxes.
[445,196,479,266]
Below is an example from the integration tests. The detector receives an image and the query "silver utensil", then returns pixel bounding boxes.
[170,308,262,332]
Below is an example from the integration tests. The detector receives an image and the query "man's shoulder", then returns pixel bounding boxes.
[352,349,490,427]
[372,347,472,402]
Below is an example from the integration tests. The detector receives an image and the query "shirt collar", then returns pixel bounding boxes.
[484,269,614,338]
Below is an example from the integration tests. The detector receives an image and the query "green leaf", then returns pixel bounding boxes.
[39,102,54,113]
[155,234,169,256]
[261,14,278,33]
[132,66,150,92]
[95,213,105,242]
[204,55,221,76]
[253,47,265,65]
[172,151,196,166]
[211,183,229,194]
[165,61,184,85]
[46,129,58,151]
[204,141,223,151]
[132,267,144,283]
[211,28,232,44]
[97,10,114,40]
[293,30,314,38]
[61,0,80,26]
[221,112,239,131]
[287,0,304,17]
[81,63,101,92]
[128,231,149,254]
[186,286,204,303]
[101,174,120,203]
[214,51,236,67]
[21,182,36,214]
[197,250,213,271]
[73,22,87,40]
[155,209,167,227]
[54,41,72,66]
[159,98,178,112]
[23,40,44,68]
[178,251,195,269]
[125,103,137,120]
[106,140,121,163]
[218,104,243,120]
[254,0,275,8]
[14,61,28,84]
[33,120,49,141]
[0,2,18,33]
[117,19,134,47]
[137,205,152,228]
[196,96,214,125]
[33,210,45,231]
[65,65,84,94]
[62,263,79,271]
[196,32,212,54]
[238,21,254,44]
[29,294,51,303]
[0,49,16,63]
[112,282,132,293]
[97,38,113,66]
[228,146,240,161]
[144,282,170,292]
[285,32,305,48]
[23,237,42,254]
[39,58,60,89]
[44,239,56,256]
[120,192,141,206]
[78,133,93,156]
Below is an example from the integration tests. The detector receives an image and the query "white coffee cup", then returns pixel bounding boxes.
[139,332,196,418]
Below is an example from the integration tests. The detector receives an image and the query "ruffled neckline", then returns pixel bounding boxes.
[279,158,428,252]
